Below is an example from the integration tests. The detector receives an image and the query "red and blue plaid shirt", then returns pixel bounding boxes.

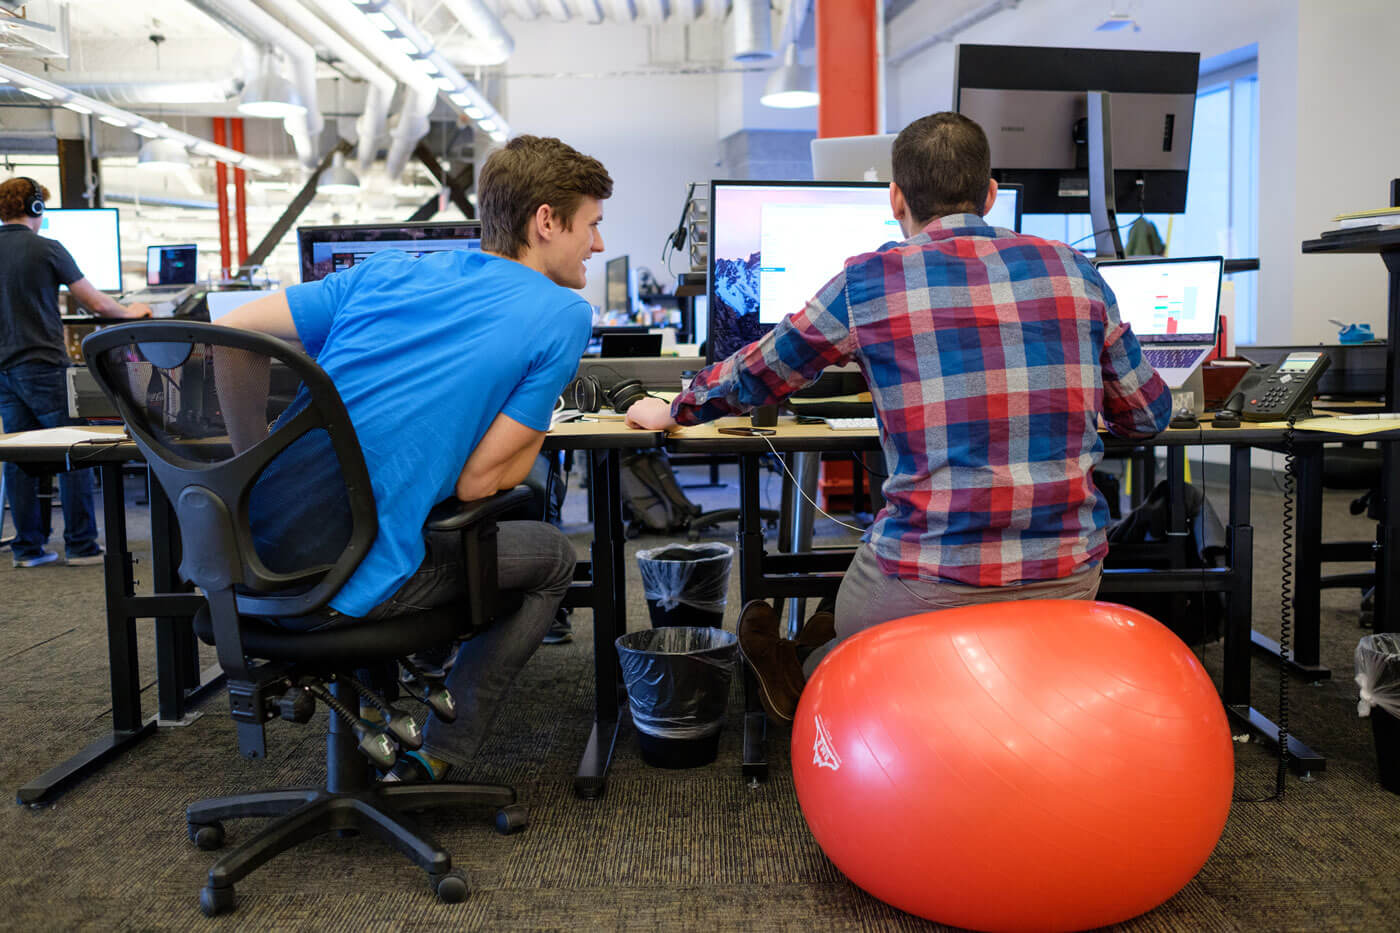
[672,214,1171,587]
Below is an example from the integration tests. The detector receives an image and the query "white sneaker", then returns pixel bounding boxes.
[65,550,105,567]
[13,550,60,568]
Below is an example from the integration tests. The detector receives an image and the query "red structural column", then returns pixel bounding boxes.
[212,118,232,280]
[815,0,879,138]
[231,117,249,271]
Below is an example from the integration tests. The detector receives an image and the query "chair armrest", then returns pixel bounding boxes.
[426,486,533,532]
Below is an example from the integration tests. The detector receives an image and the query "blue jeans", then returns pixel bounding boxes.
[365,520,575,768]
[0,361,100,560]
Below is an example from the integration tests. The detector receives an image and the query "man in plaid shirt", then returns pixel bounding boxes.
[626,112,1171,723]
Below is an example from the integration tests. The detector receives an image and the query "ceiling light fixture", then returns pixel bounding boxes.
[138,138,192,171]
[238,55,308,119]
[760,44,819,110]
[318,150,362,194]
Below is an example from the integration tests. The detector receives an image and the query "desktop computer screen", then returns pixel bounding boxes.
[985,183,1022,232]
[297,220,483,283]
[39,208,122,292]
[147,244,198,286]
[1095,257,1223,341]
[603,255,635,323]
[708,180,899,363]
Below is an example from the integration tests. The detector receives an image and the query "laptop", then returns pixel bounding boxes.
[1095,256,1224,415]
[811,134,897,182]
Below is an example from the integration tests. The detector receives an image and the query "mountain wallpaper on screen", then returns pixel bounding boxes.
[710,250,771,358]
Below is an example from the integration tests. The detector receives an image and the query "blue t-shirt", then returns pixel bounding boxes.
[281,249,590,617]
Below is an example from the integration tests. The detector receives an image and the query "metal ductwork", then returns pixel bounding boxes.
[384,85,436,182]
[730,0,774,62]
[0,75,242,106]
[188,0,324,171]
[258,0,398,174]
[439,0,515,66]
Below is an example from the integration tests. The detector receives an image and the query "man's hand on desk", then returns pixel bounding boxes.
[625,396,678,431]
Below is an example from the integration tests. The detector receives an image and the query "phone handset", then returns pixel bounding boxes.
[1214,351,1331,427]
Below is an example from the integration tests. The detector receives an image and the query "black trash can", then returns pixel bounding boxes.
[1356,633,1400,794]
[616,626,739,768]
[636,543,733,628]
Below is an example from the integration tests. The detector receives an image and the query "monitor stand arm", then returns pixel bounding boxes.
[1086,90,1125,262]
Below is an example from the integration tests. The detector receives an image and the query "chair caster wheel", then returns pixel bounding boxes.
[429,869,469,904]
[199,884,234,916]
[188,821,225,851]
[495,803,528,835]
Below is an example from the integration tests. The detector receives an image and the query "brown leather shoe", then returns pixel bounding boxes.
[795,598,837,649]
[737,600,805,724]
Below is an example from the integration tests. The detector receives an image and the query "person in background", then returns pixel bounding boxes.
[0,177,151,568]
[216,136,610,781]
[625,112,1171,723]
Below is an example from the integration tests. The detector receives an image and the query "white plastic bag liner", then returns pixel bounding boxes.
[1355,633,1400,717]
[616,626,738,740]
[636,542,733,613]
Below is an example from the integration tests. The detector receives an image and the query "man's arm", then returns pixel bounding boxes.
[1101,319,1172,438]
[210,291,304,350]
[457,413,547,501]
[67,278,151,319]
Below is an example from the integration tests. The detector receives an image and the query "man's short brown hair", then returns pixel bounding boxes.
[0,177,50,222]
[891,112,991,226]
[478,136,613,258]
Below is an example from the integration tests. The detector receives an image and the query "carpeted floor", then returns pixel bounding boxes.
[1,457,1399,932]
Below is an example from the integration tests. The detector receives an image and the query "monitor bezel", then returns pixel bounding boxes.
[42,207,123,292]
[706,179,890,364]
[296,219,484,284]
[604,254,632,317]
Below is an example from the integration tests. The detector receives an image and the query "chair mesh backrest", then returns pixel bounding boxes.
[85,322,376,614]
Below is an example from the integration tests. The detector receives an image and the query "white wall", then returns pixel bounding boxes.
[502,21,726,309]
[884,0,1400,346]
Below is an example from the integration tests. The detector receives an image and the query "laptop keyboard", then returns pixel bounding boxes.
[1143,347,1205,369]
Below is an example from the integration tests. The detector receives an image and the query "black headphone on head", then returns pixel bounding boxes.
[16,177,45,217]
[571,375,649,414]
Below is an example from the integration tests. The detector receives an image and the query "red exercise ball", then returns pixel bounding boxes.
[791,600,1234,933]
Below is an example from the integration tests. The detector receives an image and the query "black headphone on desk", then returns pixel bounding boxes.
[570,375,649,414]
[16,177,45,217]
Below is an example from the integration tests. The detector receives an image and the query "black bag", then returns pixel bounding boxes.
[1104,480,1227,646]
[620,448,702,535]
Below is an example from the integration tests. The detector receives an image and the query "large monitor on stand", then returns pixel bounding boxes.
[296,220,482,283]
[39,208,123,292]
[954,44,1200,259]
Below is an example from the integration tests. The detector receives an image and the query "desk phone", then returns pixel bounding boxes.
[1230,351,1332,421]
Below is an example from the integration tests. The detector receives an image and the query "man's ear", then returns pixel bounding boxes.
[983,178,999,218]
[531,202,557,245]
[889,183,908,225]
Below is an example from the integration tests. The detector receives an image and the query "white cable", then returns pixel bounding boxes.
[757,433,870,535]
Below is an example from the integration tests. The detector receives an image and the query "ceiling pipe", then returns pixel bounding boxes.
[188,0,325,171]
[0,75,241,106]
[384,85,436,181]
[438,0,516,66]
[730,0,774,61]
[257,0,398,174]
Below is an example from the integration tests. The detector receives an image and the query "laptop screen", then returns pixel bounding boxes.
[1096,257,1223,342]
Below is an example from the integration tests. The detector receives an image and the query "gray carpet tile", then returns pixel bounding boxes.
[2,460,1400,931]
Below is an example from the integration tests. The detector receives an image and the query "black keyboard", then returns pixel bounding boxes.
[1144,347,1205,369]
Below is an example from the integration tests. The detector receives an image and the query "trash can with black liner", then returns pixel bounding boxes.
[637,542,733,628]
[1356,633,1400,794]
[616,626,739,768]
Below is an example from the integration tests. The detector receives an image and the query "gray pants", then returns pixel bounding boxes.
[803,543,1103,678]
[366,520,576,768]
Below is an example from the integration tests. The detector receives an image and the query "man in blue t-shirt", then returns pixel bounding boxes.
[216,135,611,781]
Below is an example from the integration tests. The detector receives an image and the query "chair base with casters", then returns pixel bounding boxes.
[186,593,531,917]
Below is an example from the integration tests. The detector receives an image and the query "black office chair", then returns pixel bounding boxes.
[84,321,531,915]
[1321,443,1382,623]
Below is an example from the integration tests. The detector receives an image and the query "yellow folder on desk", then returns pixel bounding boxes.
[1293,415,1400,436]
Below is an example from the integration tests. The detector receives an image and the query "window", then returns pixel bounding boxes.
[1020,48,1260,342]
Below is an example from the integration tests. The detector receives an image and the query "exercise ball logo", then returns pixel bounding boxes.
[811,714,841,771]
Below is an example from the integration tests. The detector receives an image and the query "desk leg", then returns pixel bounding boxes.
[575,448,624,799]
[1222,447,1325,773]
[1251,444,1330,679]
[738,453,769,782]
[1376,438,1399,634]
[16,462,157,806]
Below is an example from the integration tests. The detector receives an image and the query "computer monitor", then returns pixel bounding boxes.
[38,208,122,292]
[147,244,198,286]
[954,44,1200,214]
[985,183,1022,232]
[604,255,635,321]
[707,180,900,363]
[297,220,483,283]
